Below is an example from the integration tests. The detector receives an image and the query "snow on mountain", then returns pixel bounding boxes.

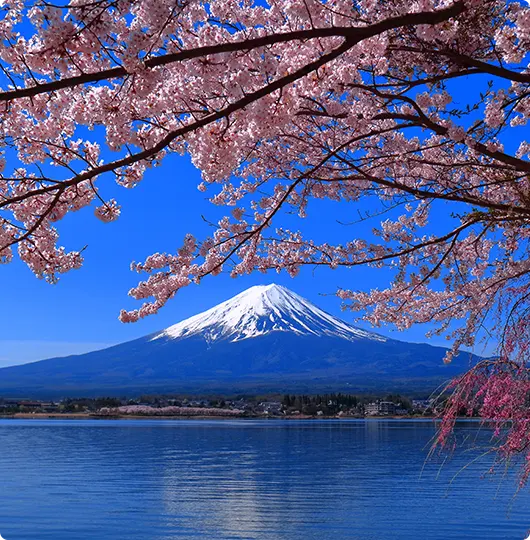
[153,283,386,344]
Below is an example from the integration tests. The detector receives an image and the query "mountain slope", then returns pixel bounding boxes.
[0,284,478,397]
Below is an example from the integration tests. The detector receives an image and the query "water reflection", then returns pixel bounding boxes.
[0,420,528,540]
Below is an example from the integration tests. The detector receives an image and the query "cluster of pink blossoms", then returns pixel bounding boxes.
[436,362,530,485]
[98,405,244,416]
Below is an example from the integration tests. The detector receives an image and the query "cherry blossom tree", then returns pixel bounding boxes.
[1,0,530,476]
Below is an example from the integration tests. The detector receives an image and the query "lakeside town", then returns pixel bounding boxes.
[0,393,440,419]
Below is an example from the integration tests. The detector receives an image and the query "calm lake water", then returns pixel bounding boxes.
[0,419,529,539]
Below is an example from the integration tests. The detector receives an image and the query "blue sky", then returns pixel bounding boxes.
[0,145,494,368]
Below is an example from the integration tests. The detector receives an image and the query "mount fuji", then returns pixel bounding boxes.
[153,284,385,344]
[0,284,478,397]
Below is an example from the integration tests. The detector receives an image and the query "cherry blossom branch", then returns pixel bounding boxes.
[0,2,465,102]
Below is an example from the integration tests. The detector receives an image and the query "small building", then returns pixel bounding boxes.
[365,401,396,416]
[18,401,43,408]
[378,401,396,415]
[258,401,283,415]
[365,402,379,416]
[413,399,431,408]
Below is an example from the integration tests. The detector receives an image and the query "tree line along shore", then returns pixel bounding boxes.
[0,393,450,419]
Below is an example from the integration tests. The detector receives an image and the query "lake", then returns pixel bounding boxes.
[0,419,528,539]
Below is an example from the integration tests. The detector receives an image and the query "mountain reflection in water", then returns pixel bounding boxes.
[0,419,528,540]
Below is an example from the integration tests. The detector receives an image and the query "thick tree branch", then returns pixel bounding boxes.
[0,2,464,102]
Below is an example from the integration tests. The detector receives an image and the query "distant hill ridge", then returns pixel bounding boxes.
[0,284,478,397]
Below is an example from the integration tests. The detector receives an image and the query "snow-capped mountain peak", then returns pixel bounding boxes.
[152,283,386,344]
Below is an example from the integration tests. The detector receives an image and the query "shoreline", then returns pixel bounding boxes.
[0,412,438,421]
